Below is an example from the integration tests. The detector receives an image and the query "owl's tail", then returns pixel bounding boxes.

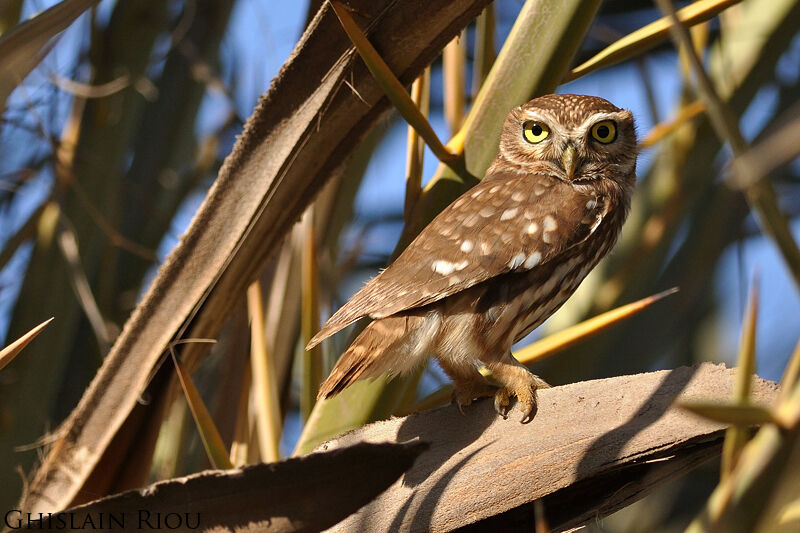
[316,314,427,400]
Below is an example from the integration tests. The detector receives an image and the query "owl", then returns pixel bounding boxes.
[307,94,637,422]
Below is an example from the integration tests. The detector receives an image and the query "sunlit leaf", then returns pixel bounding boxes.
[515,287,678,365]
[780,338,800,403]
[247,281,282,463]
[679,402,776,427]
[777,498,800,527]
[640,100,705,149]
[567,0,743,82]
[0,317,53,372]
[404,69,429,224]
[443,31,466,136]
[734,280,759,400]
[301,210,322,421]
[172,350,234,470]
[720,279,759,479]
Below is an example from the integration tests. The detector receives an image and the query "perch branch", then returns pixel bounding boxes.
[321,363,777,532]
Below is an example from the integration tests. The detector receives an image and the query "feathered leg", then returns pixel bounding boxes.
[317,312,434,399]
[435,357,497,413]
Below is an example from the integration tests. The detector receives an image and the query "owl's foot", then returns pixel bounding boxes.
[437,358,499,415]
[492,381,541,423]
[451,380,498,415]
[489,356,550,423]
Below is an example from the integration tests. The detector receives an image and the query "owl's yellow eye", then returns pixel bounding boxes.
[590,120,617,143]
[522,121,550,144]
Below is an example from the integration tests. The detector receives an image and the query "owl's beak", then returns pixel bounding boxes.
[561,145,578,180]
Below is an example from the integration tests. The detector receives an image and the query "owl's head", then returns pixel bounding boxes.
[495,94,637,188]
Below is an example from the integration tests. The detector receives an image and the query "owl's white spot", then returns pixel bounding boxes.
[441,226,453,237]
[471,189,483,199]
[508,253,526,269]
[586,198,597,210]
[589,214,603,233]
[512,191,526,202]
[460,240,473,252]
[454,259,469,271]
[526,222,539,235]
[524,209,536,220]
[542,215,558,244]
[463,214,480,227]
[524,251,542,268]
[396,290,407,297]
[500,208,519,221]
[534,184,546,196]
[489,185,501,194]
[453,197,466,208]
[480,241,492,254]
[448,275,462,286]
[479,206,495,217]
[500,232,514,244]
[432,260,457,275]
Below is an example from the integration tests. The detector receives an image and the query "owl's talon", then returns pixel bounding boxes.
[494,388,510,419]
[519,401,536,424]
[450,393,468,415]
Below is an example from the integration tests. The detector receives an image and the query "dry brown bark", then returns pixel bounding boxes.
[322,363,777,532]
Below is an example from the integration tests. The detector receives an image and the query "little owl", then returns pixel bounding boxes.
[307,94,637,422]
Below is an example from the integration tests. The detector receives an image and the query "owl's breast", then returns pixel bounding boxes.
[510,207,625,342]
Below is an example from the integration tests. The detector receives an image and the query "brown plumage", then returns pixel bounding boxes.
[309,94,637,421]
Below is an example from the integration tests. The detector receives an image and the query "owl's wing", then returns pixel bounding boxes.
[307,170,611,349]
